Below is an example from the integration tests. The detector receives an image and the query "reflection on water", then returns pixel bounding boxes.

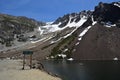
[42,60,120,80]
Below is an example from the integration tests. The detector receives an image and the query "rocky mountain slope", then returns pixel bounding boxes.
[0,13,45,48]
[47,1,120,60]
[72,1,120,60]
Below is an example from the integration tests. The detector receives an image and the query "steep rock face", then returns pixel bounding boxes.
[93,2,120,24]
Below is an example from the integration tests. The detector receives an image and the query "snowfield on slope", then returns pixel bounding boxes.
[49,17,87,44]
[39,16,87,34]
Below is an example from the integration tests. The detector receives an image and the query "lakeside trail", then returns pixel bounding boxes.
[0,59,61,80]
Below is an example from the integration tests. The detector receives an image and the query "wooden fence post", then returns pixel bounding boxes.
[22,54,25,70]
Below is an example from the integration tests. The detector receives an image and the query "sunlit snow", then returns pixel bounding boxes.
[104,22,116,28]
[40,16,87,35]
[91,16,97,25]
[50,16,87,44]
[79,26,92,37]
[57,54,67,58]
[63,49,68,52]
[114,3,120,8]
[113,57,118,60]
[63,17,87,38]
[67,58,74,61]
[75,42,80,45]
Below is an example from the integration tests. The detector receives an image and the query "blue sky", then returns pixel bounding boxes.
[0,0,119,22]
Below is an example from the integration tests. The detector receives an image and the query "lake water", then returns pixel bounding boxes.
[42,60,120,80]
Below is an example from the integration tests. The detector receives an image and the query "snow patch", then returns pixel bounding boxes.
[78,37,82,41]
[75,42,80,45]
[114,3,120,8]
[104,22,116,28]
[67,58,74,61]
[79,26,92,37]
[91,16,97,25]
[105,25,112,28]
[40,22,62,33]
[49,24,61,32]
[57,54,67,58]
[50,38,61,44]
[39,27,44,35]
[73,49,76,52]
[92,21,97,25]
[113,57,118,60]
[78,26,92,41]
[63,49,68,52]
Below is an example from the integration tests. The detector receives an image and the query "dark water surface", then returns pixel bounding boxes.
[42,60,120,80]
